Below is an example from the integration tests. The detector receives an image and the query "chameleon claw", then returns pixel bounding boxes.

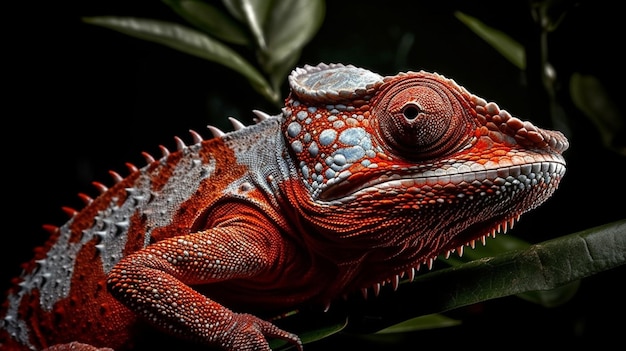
[227,313,302,351]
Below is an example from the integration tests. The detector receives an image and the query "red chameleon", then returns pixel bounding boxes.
[0,63,568,351]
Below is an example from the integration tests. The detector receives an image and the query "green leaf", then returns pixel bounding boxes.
[162,0,251,46]
[344,219,626,334]
[82,16,279,104]
[266,48,302,95]
[516,280,580,307]
[263,0,325,76]
[454,11,526,70]
[222,0,273,50]
[375,314,461,334]
[443,233,579,307]
[570,73,626,155]
[269,311,348,350]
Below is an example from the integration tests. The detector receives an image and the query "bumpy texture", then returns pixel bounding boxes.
[0,63,568,351]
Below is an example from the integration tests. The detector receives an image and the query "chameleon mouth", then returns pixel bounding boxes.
[320,155,567,203]
[317,158,565,309]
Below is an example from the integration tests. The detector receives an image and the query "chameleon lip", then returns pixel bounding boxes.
[320,156,567,202]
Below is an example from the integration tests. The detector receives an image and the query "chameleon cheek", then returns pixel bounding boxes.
[372,77,475,159]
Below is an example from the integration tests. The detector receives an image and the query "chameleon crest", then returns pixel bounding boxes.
[1,63,568,351]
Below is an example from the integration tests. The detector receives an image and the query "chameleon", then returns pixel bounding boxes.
[0,63,568,351]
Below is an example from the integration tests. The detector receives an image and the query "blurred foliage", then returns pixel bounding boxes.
[570,73,625,155]
[84,0,325,105]
[454,11,526,70]
[79,0,624,349]
[456,2,624,156]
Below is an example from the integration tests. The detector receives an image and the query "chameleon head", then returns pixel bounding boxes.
[283,63,568,282]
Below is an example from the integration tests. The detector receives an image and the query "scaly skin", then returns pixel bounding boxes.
[0,63,568,351]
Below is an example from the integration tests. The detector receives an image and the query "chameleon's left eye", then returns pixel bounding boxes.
[372,75,474,159]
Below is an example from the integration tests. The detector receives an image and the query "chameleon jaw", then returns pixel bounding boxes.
[353,212,523,304]
[313,157,566,307]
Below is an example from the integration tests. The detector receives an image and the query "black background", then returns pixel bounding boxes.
[4,0,624,349]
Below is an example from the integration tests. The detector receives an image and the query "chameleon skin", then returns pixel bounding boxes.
[0,63,568,351]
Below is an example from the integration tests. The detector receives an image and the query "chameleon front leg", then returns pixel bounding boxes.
[106,226,302,351]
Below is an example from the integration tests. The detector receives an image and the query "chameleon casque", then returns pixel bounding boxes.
[0,63,568,351]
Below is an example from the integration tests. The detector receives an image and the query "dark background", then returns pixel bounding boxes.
[4,0,624,349]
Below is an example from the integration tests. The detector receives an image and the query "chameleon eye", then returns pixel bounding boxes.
[372,74,474,159]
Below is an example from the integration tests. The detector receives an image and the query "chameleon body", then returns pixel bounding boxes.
[0,63,568,351]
